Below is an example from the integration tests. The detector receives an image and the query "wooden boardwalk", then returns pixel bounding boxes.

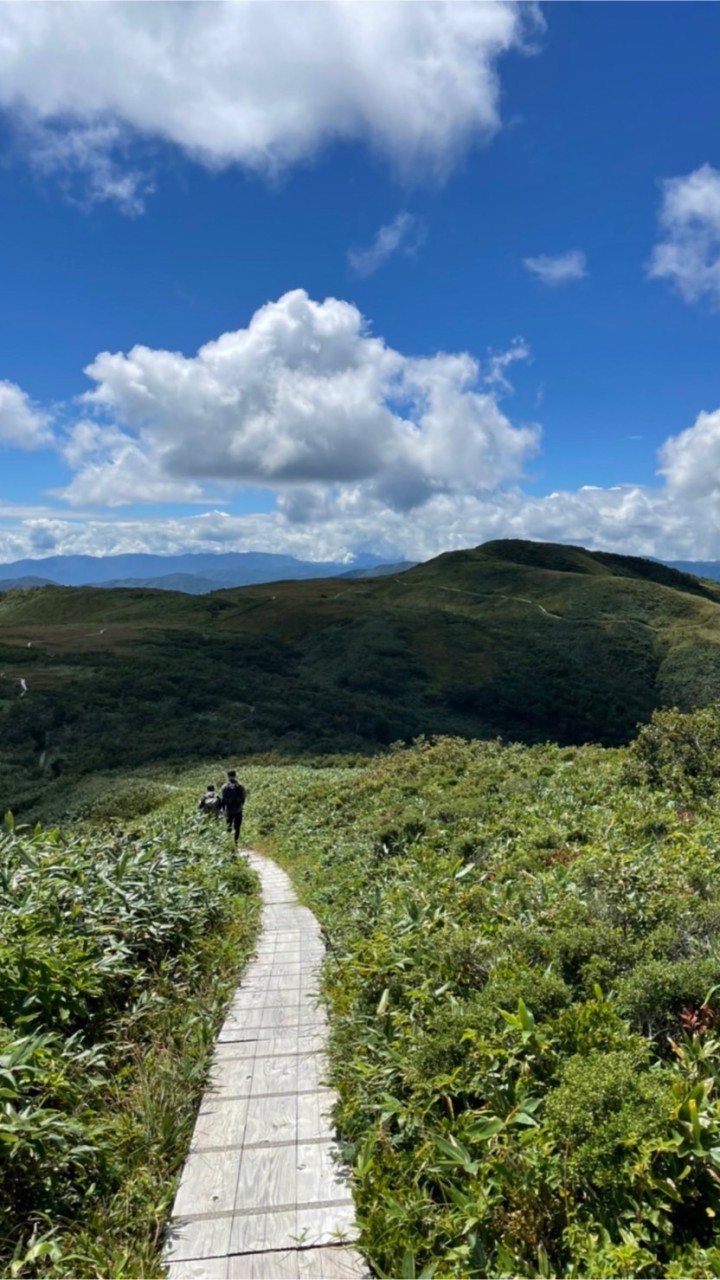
[164,852,367,1280]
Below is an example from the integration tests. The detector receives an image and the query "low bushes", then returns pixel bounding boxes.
[624,703,720,801]
[245,735,720,1277]
[0,809,259,1277]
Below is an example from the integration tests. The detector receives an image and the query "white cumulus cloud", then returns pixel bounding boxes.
[60,289,540,510]
[523,249,587,286]
[0,1,540,208]
[5,388,720,564]
[658,406,720,497]
[0,380,53,449]
[3,479,720,567]
[648,164,720,306]
[18,398,720,565]
[347,212,426,278]
[8,305,720,565]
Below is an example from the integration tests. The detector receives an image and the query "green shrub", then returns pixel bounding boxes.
[618,957,720,1035]
[545,1048,671,1194]
[625,704,720,800]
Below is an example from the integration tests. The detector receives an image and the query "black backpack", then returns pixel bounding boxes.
[200,793,220,815]
[223,780,246,814]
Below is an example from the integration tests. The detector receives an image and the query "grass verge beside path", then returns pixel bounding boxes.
[242,738,720,1279]
[0,803,260,1279]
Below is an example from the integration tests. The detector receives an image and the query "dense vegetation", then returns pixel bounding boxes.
[8,697,720,1276]
[0,796,259,1278]
[240,717,720,1278]
[5,539,720,816]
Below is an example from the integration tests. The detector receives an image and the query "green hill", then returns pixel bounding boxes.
[4,538,720,813]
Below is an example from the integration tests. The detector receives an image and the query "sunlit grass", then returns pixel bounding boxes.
[240,731,720,1278]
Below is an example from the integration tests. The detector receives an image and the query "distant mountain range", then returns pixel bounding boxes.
[663,560,720,583]
[0,551,417,595]
[5,548,718,595]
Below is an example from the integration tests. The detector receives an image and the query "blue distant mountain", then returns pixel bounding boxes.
[0,575,56,592]
[0,551,411,592]
[340,561,418,579]
[663,560,720,583]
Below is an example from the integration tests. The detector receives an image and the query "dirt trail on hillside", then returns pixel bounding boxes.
[437,585,565,620]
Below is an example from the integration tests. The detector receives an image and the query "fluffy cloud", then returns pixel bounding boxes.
[3,383,720,563]
[60,289,540,509]
[7,298,720,566]
[523,249,587,286]
[60,419,206,505]
[648,164,720,305]
[0,380,53,449]
[347,213,426,278]
[3,397,718,565]
[0,2,539,208]
[3,480,720,567]
[658,407,720,496]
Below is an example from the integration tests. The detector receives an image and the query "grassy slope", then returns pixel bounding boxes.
[4,538,720,812]
[237,739,720,1279]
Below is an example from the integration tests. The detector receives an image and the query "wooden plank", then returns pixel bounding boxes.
[191,1098,250,1151]
[163,852,366,1280]
[243,1093,296,1147]
[164,1215,232,1265]
[295,1142,353,1207]
[227,1248,367,1279]
[234,1144,299,1212]
[173,1148,241,1217]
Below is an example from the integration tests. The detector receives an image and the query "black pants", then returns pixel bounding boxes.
[226,810,243,841]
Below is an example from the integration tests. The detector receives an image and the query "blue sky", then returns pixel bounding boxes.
[2,1,720,564]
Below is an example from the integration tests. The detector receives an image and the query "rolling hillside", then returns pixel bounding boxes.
[3,538,720,814]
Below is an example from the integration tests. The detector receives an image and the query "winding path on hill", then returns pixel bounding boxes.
[437,585,564,619]
[435,585,720,634]
[164,851,367,1280]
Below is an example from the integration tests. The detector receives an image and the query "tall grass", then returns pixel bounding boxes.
[0,808,260,1278]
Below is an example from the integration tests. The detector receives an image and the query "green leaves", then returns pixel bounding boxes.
[434,1134,480,1176]
[499,997,536,1040]
[0,805,260,1276]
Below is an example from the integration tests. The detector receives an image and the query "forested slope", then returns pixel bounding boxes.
[4,538,720,814]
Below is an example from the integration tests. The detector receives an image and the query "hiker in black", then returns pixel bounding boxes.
[220,770,246,844]
[198,784,221,817]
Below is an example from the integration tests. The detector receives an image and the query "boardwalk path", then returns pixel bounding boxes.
[165,852,367,1280]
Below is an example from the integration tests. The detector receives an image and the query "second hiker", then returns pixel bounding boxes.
[198,783,221,817]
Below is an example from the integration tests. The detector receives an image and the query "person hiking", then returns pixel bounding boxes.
[220,770,246,844]
[198,784,221,817]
